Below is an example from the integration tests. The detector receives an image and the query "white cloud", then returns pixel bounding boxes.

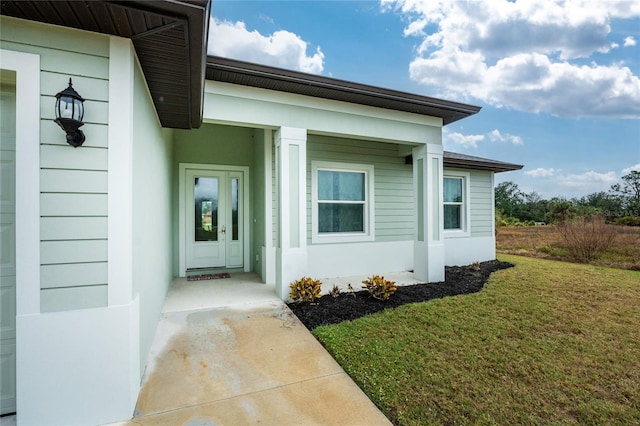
[557,171,618,191]
[443,128,523,149]
[489,129,523,145]
[622,163,640,174]
[444,131,485,149]
[208,18,324,74]
[385,0,640,118]
[525,167,556,177]
[624,36,637,47]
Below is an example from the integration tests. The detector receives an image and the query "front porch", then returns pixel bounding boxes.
[131,272,390,424]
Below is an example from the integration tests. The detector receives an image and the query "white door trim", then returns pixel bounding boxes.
[178,163,250,276]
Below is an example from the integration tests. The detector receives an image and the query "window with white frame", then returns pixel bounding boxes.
[444,176,465,231]
[312,162,374,243]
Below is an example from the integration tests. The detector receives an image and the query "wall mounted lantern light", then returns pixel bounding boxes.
[54,78,86,147]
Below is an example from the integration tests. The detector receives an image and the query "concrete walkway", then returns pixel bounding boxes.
[125,274,391,425]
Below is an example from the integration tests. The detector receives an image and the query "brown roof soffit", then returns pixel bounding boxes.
[126,0,211,129]
[443,151,524,173]
[206,56,482,125]
[1,0,210,129]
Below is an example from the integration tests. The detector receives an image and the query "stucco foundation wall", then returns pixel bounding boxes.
[1,16,110,312]
[444,236,496,265]
[306,240,414,279]
[17,302,139,425]
[132,54,174,373]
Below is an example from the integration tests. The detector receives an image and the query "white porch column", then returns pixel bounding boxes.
[413,143,445,282]
[275,127,308,300]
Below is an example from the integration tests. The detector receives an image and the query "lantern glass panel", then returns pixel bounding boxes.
[73,98,84,121]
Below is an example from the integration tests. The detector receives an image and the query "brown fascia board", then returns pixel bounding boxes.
[444,151,524,173]
[206,56,482,125]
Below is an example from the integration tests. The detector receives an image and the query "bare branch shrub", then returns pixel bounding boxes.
[556,216,617,262]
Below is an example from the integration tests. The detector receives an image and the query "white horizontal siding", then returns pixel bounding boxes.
[40,217,107,241]
[40,145,108,171]
[40,285,107,313]
[40,170,107,193]
[40,263,107,289]
[307,135,414,243]
[2,17,111,311]
[40,240,107,265]
[40,193,107,216]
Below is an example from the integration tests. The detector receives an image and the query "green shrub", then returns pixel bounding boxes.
[289,276,322,303]
[362,275,397,301]
[614,216,640,226]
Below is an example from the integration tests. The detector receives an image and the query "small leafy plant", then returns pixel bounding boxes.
[362,275,397,301]
[329,285,341,298]
[289,276,322,303]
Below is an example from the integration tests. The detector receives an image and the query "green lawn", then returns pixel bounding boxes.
[313,255,640,425]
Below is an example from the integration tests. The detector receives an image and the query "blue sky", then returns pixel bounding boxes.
[209,0,640,199]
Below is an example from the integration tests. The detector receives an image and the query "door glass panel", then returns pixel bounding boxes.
[231,178,239,241]
[194,177,218,241]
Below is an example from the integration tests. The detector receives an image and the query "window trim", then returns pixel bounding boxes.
[443,171,471,238]
[311,161,375,244]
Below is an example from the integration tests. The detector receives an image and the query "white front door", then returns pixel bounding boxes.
[0,79,17,415]
[185,169,244,270]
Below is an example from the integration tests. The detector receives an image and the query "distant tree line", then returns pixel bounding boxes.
[495,171,640,226]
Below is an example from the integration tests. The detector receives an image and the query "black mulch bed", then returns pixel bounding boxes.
[287,260,514,330]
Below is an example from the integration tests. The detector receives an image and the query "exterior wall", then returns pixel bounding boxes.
[3,18,142,425]
[444,168,496,265]
[1,16,110,311]
[172,123,256,275]
[302,134,416,279]
[306,135,414,243]
[131,54,174,373]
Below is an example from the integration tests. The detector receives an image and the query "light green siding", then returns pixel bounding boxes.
[1,17,110,312]
[445,167,494,237]
[306,135,414,243]
[469,170,494,236]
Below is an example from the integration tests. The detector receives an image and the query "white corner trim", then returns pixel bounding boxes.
[2,48,41,315]
[311,161,375,244]
[108,37,134,306]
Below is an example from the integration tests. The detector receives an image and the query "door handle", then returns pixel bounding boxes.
[221,225,226,235]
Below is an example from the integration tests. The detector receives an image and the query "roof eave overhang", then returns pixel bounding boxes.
[1,0,210,129]
[206,56,481,125]
[443,158,524,173]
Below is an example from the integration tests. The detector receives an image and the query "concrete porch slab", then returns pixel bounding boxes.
[126,277,390,425]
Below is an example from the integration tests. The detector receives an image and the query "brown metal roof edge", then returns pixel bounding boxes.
[206,55,482,125]
[110,0,210,128]
[443,151,523,173]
